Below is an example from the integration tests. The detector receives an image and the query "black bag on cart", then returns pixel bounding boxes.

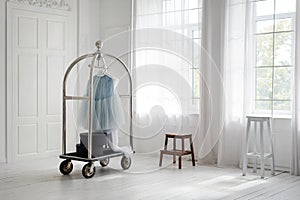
[76,131,110,157]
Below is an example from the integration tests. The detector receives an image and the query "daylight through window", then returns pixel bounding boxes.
[253,0,296,115]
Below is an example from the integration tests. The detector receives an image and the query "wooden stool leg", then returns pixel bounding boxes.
[159,151,163,167]
[160,135,168,167]
[164,135,168,150]
[173,138,176,163]
[189,136,195,166]
[178,156,182,169]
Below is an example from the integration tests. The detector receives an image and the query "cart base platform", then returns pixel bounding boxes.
[59,151,124,162]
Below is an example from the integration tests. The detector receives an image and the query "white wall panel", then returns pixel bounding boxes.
[47,56,64,115]
[47,20,64,50]
[18,54,38,117]
[18,124,37,155]
[47,122,61,151]
[18,16,38,48]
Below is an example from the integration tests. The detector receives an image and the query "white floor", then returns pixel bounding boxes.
[0,154,300,200]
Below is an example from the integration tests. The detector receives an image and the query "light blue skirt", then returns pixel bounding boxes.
[78,75,125,131]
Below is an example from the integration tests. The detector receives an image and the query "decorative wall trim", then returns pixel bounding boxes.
[8,0,70,11]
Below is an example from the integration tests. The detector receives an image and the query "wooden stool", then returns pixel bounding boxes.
[159,133,195,169]
[242,115,275,178]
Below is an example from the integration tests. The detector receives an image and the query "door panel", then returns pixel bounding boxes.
[17,54,39,117]
[17,124,38,155]
[18,16,38,48]
[47,20,65,50]
[7,3,76,161]
[46,122,61,152]
[46,55,64,115]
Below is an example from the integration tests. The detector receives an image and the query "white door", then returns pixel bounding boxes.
[7,2,76,161]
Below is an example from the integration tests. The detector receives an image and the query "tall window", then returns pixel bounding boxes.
[162,0,202,106]
[253,0,296,115]
[134,0,202,115]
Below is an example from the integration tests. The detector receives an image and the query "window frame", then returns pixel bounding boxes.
[252,0,295,116]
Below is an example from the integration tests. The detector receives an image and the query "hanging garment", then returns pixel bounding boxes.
[92,75,125,131]
[79,74,125,131]
[77,74,133,157]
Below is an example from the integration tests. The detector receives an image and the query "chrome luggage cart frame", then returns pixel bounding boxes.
[59,41,133,178]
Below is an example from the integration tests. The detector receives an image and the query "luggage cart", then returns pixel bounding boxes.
[59,41,133,179]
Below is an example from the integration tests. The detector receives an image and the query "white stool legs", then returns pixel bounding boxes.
[242,116,275,178]
[242,119,251,176]
[259,120,265,178]
[267,119,275,175]
[253,121,258,173]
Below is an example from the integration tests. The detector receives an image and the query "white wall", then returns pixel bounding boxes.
[78,0,101,54]
[98,0,132,59]
[0,0,6,163]
[99,0,132,40]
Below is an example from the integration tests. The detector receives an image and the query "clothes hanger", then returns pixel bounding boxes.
[96,56,106,76]
[96,55,112,77]
[97,63,119,89]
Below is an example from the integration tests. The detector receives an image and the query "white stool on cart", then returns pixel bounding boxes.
[242,115,275,178]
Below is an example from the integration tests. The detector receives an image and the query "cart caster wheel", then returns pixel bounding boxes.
[100,158,110,167]
[59,160,73,175]
[121,156,131,170]
[82,163,96,179]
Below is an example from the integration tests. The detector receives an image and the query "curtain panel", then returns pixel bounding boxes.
[199,0,254,166]
[133,0,203,154]
[217,0,254,167]
[291,0,300,176]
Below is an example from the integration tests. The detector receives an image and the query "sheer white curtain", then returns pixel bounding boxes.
[133,0,203,153]
[291,0,300,176]
[216,0,254,167]
[198,0,253,166]
[197,0,226,164]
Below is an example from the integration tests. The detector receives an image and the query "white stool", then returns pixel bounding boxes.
[242,115,275,178]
